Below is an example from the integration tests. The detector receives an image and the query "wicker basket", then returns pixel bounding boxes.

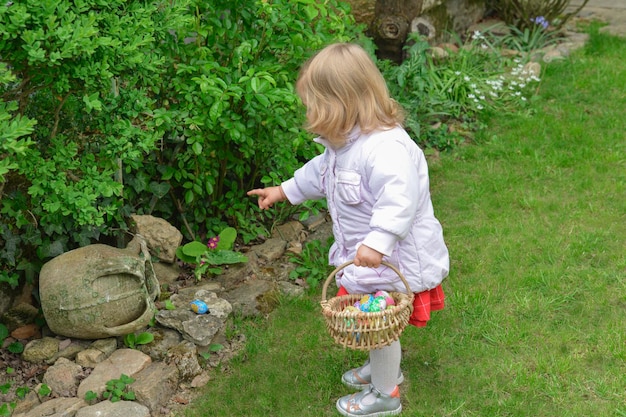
[320,261,414,351]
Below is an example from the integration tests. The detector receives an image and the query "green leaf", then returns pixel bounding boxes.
[209,343,224,352]
[0,383,11,395]
[38,384,52,397]
[85,391,98,402]
[8,342,24,354]
[202,250,248,265]
[124,333,136,348]
[182,241,207,257]
[216,227,237,250]
[16,386,30,399]
[135,332,154,345]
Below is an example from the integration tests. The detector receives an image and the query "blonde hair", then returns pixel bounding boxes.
[296,43,404,146]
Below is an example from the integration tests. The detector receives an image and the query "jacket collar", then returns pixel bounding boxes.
[314,125,362,150]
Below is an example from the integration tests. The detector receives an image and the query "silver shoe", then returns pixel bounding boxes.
[336,385,402,417]
[341,360,404,390]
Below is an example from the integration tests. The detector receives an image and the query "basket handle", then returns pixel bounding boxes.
[321,261,413,302]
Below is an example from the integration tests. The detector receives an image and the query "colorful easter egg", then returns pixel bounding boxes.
[360,294,373,305]
[372,296,387,311]
[375,290,395,306]
[190,299,209,314]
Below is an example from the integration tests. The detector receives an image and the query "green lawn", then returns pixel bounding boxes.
[182,27,626,417]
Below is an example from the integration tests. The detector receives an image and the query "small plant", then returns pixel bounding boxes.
[7,341,24,354]
[200,343,225,361]
[37,384,52,397]
[15,386,29,399]
[176,227,248,281]
[0,403,12,417]
[84,390,98,404]
[123,332,154,349]
[500,17,558,52]
[101,374,136,403]
[288,237,335,289]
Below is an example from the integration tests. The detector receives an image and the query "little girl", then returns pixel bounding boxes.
[248,43,449,417]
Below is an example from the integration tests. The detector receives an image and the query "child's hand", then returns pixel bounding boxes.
[247,186,286,210]
[354,244,383,268]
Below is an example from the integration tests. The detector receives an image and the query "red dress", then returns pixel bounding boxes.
[336,284,445,327]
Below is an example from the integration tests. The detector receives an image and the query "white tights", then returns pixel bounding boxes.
[360,340,402,404]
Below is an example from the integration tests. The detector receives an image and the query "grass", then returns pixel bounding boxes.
[181,26,626,417]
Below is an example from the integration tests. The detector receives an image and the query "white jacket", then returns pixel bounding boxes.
[281,126,449,294]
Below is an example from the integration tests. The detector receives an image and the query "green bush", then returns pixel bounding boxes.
[143,0,361,243]
[0,0,362,288]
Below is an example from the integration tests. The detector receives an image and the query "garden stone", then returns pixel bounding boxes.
[1,302,39,332]
[39,236,159,339]
[223,278,275,317]
[271,220,305,242]
[43,357,84,397]
[10,390,41,416]
[77,349,151,399]
[130,362,179,414]
[155,309,224,347]
[165,340,202,381]
[10,323,40,340]
[542,48,567,63]
[90,338,118,357]
[190,371,210,388]
[170,289,232,319]
[176,281,222,299]
[138,327,182,361]
[153,261,182,285]
[249,238,287,261]
[48,340,91,364]
[429,46,449,59]
[22,337,60,363]
[130,214,182,263]
[300,212,329,231]
[75,400,150,417]
[523,62,541,78]
[278,281,306,298]
[75,348,106,368]
[12,397,87,417]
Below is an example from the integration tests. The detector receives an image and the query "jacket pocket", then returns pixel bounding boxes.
[336,170,362,205]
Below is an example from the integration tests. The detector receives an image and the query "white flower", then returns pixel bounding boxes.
[455,71,461,75]
[464,76,471,82]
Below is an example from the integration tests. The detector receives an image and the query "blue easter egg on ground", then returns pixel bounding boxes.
[190,299,209,314]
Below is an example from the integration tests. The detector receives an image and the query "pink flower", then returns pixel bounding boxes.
[207,236,220,250]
